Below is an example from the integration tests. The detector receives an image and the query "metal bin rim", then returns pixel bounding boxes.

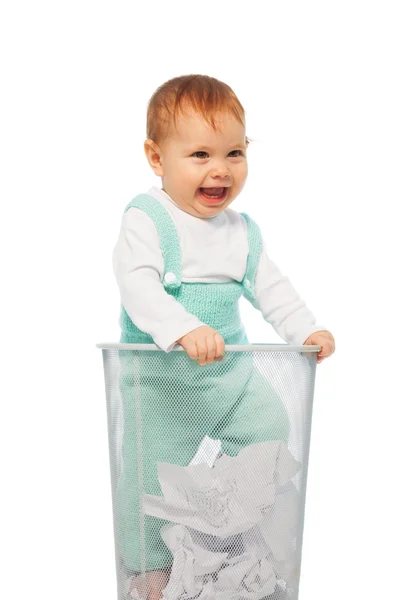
[96,343,321,353]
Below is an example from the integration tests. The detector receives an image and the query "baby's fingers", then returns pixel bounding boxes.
[196,338,208,366]
[317,341,335,363]
[214,333,225,361]
[205,335,216,364]
[183,339,198,361]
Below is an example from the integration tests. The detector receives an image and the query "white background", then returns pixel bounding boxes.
[1,1,399,599]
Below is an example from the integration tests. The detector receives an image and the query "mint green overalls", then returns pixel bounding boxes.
[116,195,290,573]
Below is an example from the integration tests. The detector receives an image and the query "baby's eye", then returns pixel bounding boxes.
[229,150,243,157]
[192,151,209,159]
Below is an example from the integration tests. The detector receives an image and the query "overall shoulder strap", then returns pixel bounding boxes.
[124,194,181,289]
[240,212,263,302]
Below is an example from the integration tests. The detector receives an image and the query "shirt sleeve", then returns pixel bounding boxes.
[253,242,329,345]
[112,208,205,352]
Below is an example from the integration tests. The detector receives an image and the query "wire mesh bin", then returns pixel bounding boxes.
[98,343,319,600]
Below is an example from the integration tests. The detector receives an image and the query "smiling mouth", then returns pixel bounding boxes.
[199,187,228,205]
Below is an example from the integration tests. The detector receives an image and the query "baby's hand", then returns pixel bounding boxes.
[304,330,335,364]
[177,326,225,365]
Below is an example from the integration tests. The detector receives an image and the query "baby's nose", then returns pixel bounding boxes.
[210,167,230,178]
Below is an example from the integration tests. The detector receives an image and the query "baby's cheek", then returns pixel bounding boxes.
[237,163,248,182]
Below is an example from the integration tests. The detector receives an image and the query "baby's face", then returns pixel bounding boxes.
[146,110,248,218]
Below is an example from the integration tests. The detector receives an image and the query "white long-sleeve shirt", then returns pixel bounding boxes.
[112,186,326,351]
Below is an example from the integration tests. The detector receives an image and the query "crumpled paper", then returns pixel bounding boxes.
[189,436,222,468]
[143,440,300,539]
[133,437,302,600]
[160,525,277,600]
[160,524,228,600]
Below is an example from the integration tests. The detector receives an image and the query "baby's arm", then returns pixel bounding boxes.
[253,242,333,348]
[112,208,222,361]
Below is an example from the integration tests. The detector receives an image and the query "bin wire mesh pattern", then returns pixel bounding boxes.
[100,346,317,600]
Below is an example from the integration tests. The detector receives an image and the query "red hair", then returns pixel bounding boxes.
[146,74,248,146]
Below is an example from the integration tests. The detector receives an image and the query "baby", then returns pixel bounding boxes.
[112,74,335,600]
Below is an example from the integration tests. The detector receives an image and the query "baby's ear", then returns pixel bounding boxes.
[144,139,164,176]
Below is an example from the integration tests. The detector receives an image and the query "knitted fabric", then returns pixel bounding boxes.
[119,194,263,345]
[115,195,292,572]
